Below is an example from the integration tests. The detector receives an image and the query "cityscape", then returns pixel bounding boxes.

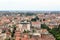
[0,11,60,40]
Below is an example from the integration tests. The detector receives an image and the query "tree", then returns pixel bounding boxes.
[41,24,48,29]
[43,19,45,21]
[35,16,39,20]
[58,24,60,31]
[5,38,10,40]
[31,18,36,21]
[41,24,60,40]
[31,16,39,21]
[2,30,6,33]
[32,29,36,33]
[23,30,30,33]
[23,30,26,33]
[11,25,16,37]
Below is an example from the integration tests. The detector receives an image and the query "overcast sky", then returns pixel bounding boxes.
[0,0,60,11]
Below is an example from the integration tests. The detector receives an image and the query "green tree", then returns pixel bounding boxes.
[31,18,36,21]
[2,30,6,33]
[11,25,16,37]
[32,29,36,33]
[23,30,30,33]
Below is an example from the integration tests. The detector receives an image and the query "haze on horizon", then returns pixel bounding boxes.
[0,0,60,11]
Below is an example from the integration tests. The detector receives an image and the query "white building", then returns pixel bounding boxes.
[16,21,31,32]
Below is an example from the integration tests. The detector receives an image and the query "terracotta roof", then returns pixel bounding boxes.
[32,22,40,25]
[41,34,55,40]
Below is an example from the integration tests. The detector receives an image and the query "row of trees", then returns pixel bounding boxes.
[41,24,60,40]
[5,25,16,40]
[11,25,16,37]
[48,25,60,40]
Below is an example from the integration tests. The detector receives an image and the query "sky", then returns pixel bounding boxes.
[0,0,60,11]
